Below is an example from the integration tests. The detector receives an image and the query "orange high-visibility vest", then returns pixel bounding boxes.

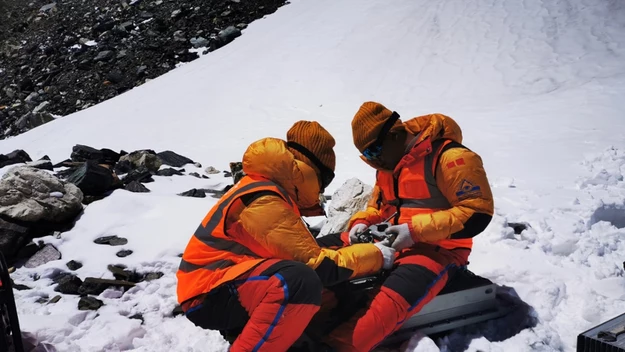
[176,176,299,304]
[376,138,472,250]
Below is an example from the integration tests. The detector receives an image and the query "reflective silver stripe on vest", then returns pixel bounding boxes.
[179,179,293,273]
[398,197,451,209]
[178,259,236,273]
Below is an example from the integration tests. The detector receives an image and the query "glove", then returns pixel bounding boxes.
[385,223,415,251]
[348,223,368,244]
[374,241,396,270]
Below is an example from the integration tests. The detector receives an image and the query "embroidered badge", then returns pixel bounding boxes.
[456,179,482,200]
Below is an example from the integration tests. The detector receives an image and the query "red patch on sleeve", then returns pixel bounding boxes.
[446,161,456,169]
[455,158,465,166]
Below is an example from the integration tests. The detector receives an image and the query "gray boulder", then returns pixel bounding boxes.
[0,166,83,223]
[118,150,162,173]
[317,178,373,237]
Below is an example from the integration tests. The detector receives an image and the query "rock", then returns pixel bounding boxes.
[317,178,373,237]
[205,166,220,174]
[78,296,103,311]
[33,101,50,113]
[114,160,133,174]
[144,272,164,281]
[156,150,194,167]
[94,235,128,246]
[15,112,55,131]
[48,295,62,304]
[124,181,150,193]
[0,149,32,168]
[218,26,242,46]
[119,150,162,172]
[236,23,248,30]
[24,244,61,268]
[156,168,184,176]
[0,217,32,262]
[78,277,135,295]
[122,166,153,184]
[129,313,144,323]
[136,66,147,76]
[508,222,530,234]
[190,37,209,48]
[54,274,83,295]
[70,145,121,165]
[26,159,54,171]
[107,70,124,84]
[0,166,83,223]
[25,92,40,104]
[66,161,116,196]
[189,172,201,178]
[13,242,41,265]
[94,51,115,62]
[229,162,245,184]
[178,189,206,198]
[40,3,57,12]
[13,283,31,290]
[66,260,83,270]
[116,249,133,257]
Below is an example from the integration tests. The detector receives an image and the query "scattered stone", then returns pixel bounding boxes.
[54,274,84,295]
[218,26,242,45]
[178,188,206,198]
[119,150,162,173]
[94,235,128,246]
[129,313,144,323]
[66,160,116,196]
[70,145,121,165]
[24,244,62,268]
[78,277,135,295]
[0,149,32,168]
[94,50,115,62]
[48,295,62,304]
[204,166,220,174]
[229,162,245,184]
[36,297,49,304]
[33,101,50,113]
[26,159,54,171]
[0,217,32,263]
[189,172,201,178]
[156,168,184,176]
[13,283,31,290]
[0,166,83,223]
[125,181,150,193]
[508,222,530,235]
[156,151,194,167]
[107,70,124,84]
[15,112,55,131]
[122,166,153,184]
[116,249,133,257]
[190,37,209,48]
[78,296,104,311]
[144,272,164,281]
[66,260,83,270]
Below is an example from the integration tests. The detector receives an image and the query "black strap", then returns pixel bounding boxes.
[364,111,400,150]
[287,142,333,175]
[240,190,281,207]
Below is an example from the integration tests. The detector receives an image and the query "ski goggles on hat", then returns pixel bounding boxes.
[362,111,400,161]
[287,141,335,191]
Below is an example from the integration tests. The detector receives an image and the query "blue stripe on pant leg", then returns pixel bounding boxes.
[252,273,289,352]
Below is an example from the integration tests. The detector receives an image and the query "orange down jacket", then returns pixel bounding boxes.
[177,137,383,305]
[349,113,494,248]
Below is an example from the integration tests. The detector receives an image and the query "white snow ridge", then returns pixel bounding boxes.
[1,0,624,351]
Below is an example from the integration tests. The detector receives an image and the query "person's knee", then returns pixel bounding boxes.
[278,261,323,305]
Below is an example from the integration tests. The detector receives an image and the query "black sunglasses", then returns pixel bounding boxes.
[362,111,400,161]
[287,141,335,191]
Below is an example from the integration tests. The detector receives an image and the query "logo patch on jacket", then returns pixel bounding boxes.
[456,179,481,199]
[446,158,465,169]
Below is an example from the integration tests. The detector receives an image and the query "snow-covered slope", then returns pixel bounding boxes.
[1,0,624,351]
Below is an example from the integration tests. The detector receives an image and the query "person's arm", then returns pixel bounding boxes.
[409,148,494,242]
[239,195,383,286]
